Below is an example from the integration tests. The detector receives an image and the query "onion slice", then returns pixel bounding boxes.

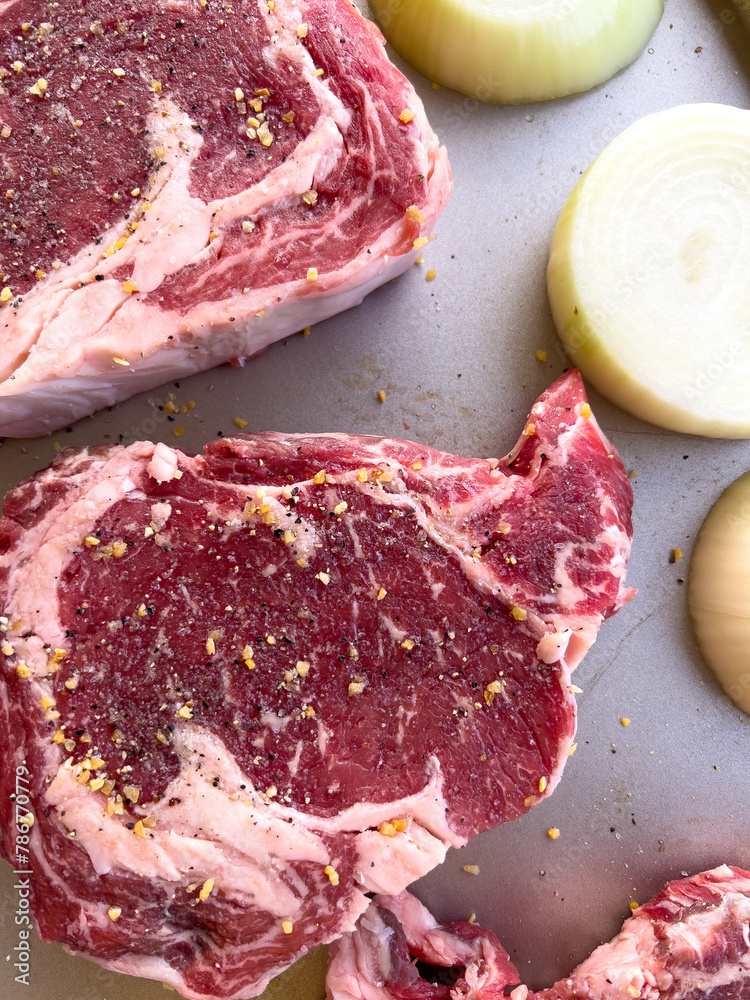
[547,104,750,438]
[689,472,750,716]
[369,0,663,105]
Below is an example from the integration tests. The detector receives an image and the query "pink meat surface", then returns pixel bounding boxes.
[328,868,750,1000]
[326,891,520,1000]
[0,372,633,998]
[0,0,451,437]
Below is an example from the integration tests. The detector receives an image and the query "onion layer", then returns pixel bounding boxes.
[369,0,663,105]
[689,472,750,716]
[547,104,750,438]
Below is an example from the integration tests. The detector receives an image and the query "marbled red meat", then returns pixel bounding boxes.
[326,890,520,1000]
[0,0,451,436]
[0,372,633,999]
[329,868,750,1000]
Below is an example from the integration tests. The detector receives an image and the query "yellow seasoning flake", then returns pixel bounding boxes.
[133,820,147,839]
[629,901,640,912]
[463,864,480,875]
[84,535,101,548]
[568,742,578,757]
[257,121,274,146]
[89,776,105,791]
[235,417,248,429]
[108,906,122,921]
[307,267,318,282]
[112,356,131,366]
[199,878,215,902]
[333,501,348,515]
[206,636,216,655]
[379,821,397,837]
[234,87,245,101]
[28,78,48,96]
[510,605,527,621]
[538,776,548,793]
[282,920,294,935]
[621,717,631,727]
[112,68,126,77]
[150,79,162,93]
[296,22,308,37]
[12,61,24,73]
[524,795,537,807]
[176,705,193,720]
[1,287,13,302]
[581,403,592,420]
[535,350,547,363]
[522,423,536,437]
[1,640,15,655]
[313,469,326,484]
[405,205,425,225]
[121,279,138,294]
[378,389,386,403]
[324,865,339,886]
[348,679,365,697]
[411,461,422,471]
[16,663,32,680]
[302,190,318,206]
[399,109,416,123]
[425,269,436,282]
[670,548,683,563]
[413,236,428,251]
[547,827,561,840]
[484,680,502,706]
[0,127,11,140]
[377,588,387,601]
[625,988,640,999]
[40,695,56,710]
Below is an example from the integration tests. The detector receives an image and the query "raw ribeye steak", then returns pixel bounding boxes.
[0,371,633,999]
[0,0,451,437]
[328,866,750,1000]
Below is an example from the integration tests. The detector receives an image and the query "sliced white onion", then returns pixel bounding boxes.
[689,472,750,716]
[369,0,663,105]
[547,104,750,438]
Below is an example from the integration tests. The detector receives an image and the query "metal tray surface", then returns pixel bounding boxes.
[2,2,750,997]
